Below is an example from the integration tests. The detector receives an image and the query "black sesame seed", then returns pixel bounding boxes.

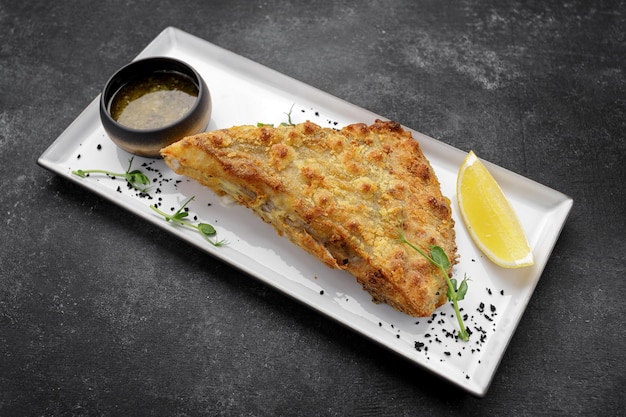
[97,144,102,150]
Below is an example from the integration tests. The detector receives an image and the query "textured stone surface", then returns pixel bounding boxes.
[1,1,625,415]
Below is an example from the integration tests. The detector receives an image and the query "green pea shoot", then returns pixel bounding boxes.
[150,196,228,247]
[257,104,296,127]
[72,156,151,193]
[399,231,470,341]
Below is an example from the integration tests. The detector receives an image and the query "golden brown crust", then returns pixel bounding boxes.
[161,120,457,317]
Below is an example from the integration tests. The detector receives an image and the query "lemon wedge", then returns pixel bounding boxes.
[457,151,534,268]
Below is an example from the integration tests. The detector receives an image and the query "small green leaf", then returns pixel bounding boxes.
[458,277,469,301]
[173,212,189,220]
[400,231,470,341]
[128,171,150,185]
[446,287,454,301]
[198,223,217,237]
[430,246,450,270]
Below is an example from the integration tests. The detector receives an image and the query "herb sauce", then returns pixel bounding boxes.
[110,72,198,130]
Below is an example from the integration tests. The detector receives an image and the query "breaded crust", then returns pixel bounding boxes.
[161,119,457,317]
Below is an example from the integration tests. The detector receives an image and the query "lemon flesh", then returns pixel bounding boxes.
[457,151,534,268]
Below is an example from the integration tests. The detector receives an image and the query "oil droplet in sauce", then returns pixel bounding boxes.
[110,72,198,130]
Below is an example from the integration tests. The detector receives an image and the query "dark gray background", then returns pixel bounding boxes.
[2,1,625,416]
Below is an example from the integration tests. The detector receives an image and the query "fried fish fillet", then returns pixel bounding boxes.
[161,119,457,317]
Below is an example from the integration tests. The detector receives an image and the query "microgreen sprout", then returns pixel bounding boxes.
[72,156,151,193]
[257,104,296,127]
[283,103,295,126]
[399,230,470,341]
[150,196,228,247]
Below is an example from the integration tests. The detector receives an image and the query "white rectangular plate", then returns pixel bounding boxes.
[38,27,573,396]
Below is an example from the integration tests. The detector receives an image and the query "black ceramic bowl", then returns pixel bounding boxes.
[100,57,211,157]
